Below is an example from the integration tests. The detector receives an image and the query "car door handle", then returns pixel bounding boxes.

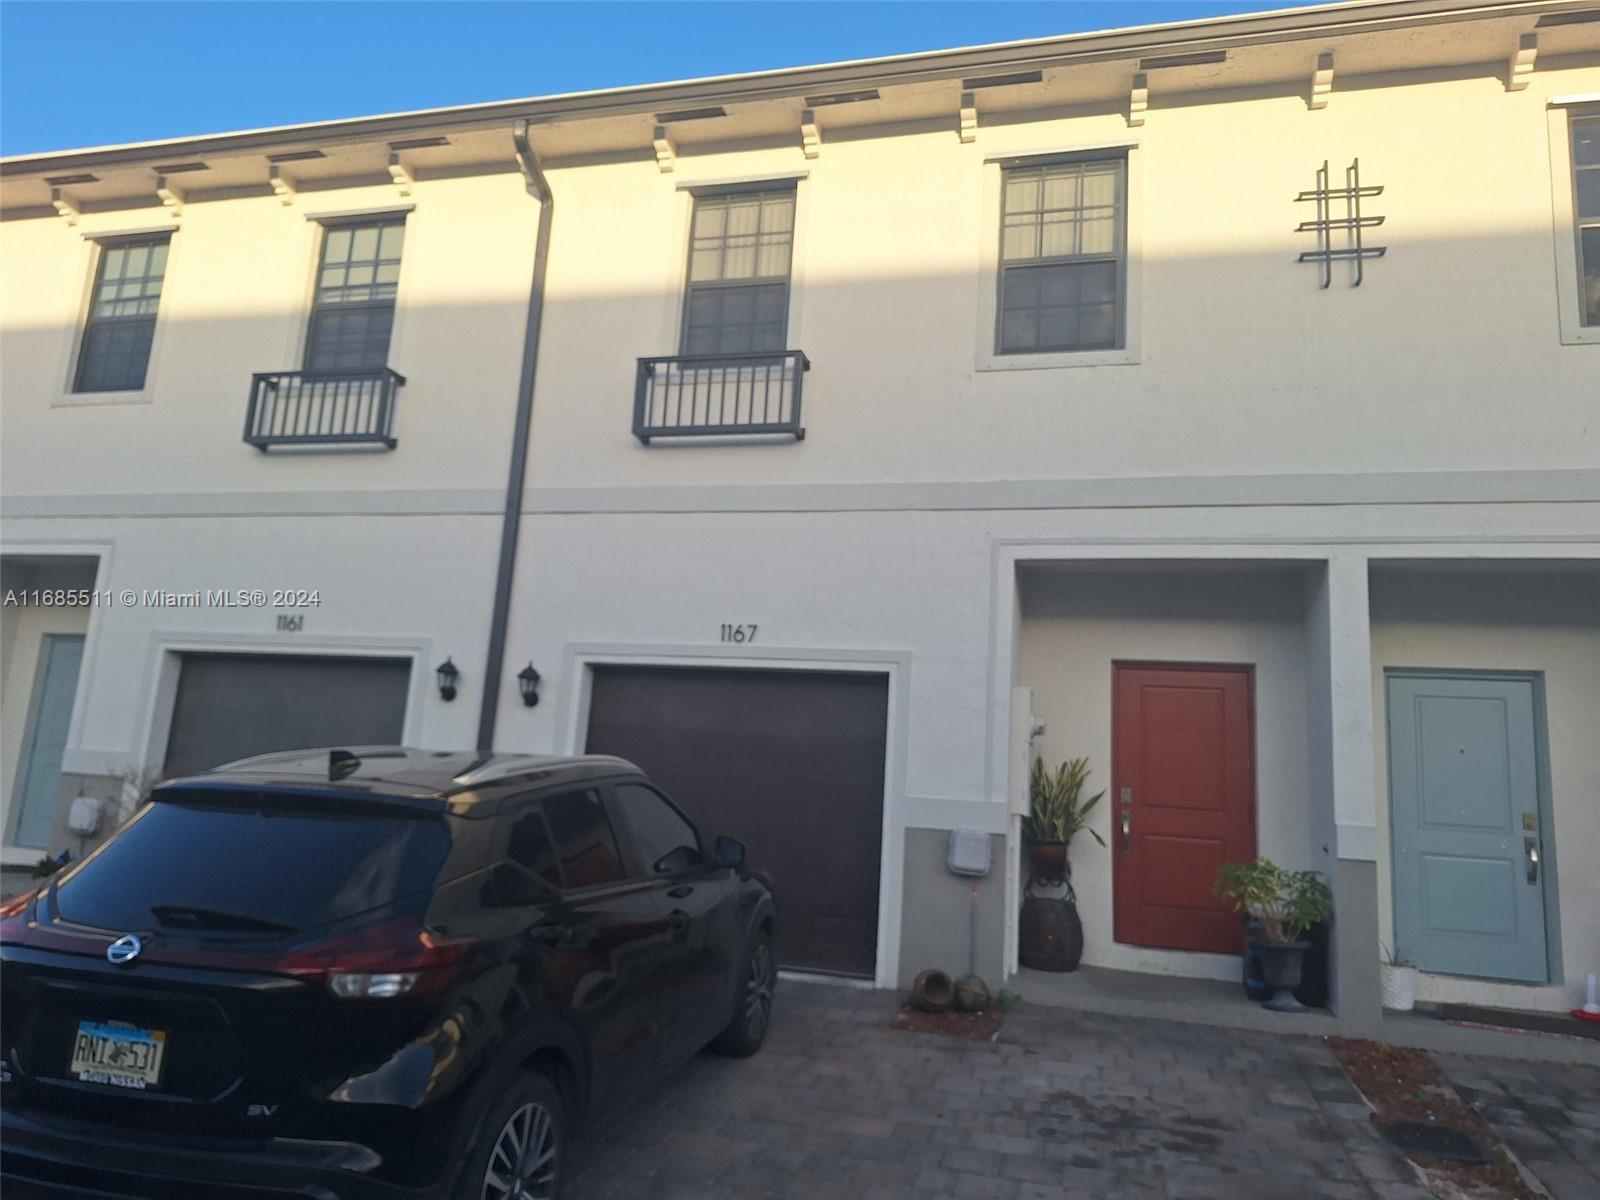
[667,909,691,941]
[1120,810,1132,855]
[667,885,694,899]
[1525,838,1540,885]
[530,924,572,947]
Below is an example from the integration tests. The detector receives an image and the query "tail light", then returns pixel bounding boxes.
[0,890,35,944]
[275,919,475,1000]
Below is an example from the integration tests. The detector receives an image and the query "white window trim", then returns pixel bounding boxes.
[974,140,1143,372]
[1546,101,1599,346]
[52,228,182,408]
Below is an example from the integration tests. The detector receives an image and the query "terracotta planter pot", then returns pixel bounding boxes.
[1027,841,1069,886]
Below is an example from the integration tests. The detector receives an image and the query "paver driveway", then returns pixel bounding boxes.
[565,979,1587,1200]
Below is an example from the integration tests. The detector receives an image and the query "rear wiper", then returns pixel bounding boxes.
[149,905,298,934]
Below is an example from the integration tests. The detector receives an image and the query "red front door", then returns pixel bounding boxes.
[1112,663,1256,955]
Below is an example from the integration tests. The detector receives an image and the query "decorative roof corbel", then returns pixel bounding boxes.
[50,187,81,225]
[269,165,297,205]
[801,108,820,159]
[387,151,414,196]
[155,175,184,218]
[1128,73,1149,127]
[652,125,676,173]
[959,91,977,143]
[1508,33,1537,92]
[1310,51,1334,110]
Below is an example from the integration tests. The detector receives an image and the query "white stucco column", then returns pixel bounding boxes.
[1326,552,1378,862]
[1310,551,1382,1028]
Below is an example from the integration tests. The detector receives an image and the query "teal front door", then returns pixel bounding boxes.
[1387,673,1549,983]
[12,634,85,850]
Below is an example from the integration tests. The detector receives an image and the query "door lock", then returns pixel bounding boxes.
[1524,838,1540,885]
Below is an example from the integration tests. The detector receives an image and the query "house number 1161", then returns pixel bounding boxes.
[719,623,757,644]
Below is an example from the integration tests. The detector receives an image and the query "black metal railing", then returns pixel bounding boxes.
[243,368,406,451]
[633,351,809,443]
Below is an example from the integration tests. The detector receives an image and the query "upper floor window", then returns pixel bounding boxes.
[1573,116,1599,327]
[305,217,405,370]
[681,184,795,356]
[74,234,170,392]
[997,155,1126,354]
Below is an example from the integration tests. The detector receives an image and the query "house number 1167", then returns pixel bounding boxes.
[719,623,757,644]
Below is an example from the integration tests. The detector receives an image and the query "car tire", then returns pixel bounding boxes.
[459,1070,567,1200]
[709,929,776,1057]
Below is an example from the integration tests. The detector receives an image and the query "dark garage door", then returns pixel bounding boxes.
[164,654,411,777]
[586,665,888,977]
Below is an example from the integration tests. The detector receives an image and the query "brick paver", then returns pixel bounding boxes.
[564,981,1597,1199]
[1436,1050,1600,1200]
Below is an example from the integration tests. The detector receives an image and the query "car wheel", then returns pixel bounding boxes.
[463,1071,566,1200]
[710,930,775,1057]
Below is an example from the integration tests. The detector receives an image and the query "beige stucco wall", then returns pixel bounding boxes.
[1016,564,1319,982]
[1,63,1596,502]
[0,170,537,499]
[1369,565,1600,1012]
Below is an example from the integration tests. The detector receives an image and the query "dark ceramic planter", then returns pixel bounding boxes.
[1255,941,1310,1012]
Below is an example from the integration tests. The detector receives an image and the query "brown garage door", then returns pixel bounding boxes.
[164,653,411,778]
[585,665,888,977]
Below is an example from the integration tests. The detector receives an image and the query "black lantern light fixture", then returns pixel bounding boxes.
[435,657,460,702]
[517,663,542,707]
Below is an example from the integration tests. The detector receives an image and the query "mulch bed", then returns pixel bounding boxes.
[890,1004,1003,1041]
[1326,1037,1543,1200]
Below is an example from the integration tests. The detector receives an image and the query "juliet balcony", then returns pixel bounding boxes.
[243,368,406,451]
[633,351,809,443]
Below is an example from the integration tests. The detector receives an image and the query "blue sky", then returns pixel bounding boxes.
[1,1,1322,156]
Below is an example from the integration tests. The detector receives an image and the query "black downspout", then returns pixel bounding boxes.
[477,119,553,752]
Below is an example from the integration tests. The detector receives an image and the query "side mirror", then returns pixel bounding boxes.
[714,836,747,869]
[652,844,702,875]
[482,862,556,908]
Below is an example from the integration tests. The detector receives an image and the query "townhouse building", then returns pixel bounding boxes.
[2,0,1597,1033]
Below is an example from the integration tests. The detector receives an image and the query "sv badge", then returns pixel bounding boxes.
[246,1104,279,1117]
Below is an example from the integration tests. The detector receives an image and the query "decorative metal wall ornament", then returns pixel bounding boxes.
[1295,159,1387,288]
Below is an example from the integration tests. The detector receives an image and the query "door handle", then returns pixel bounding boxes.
[667,909,691,941]
[667,885,694,899]
[1120,810,1132,855]
[1524,838,1540,885]
[530,924,570,947]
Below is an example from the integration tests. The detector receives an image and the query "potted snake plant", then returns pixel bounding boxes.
[1215,858,1333,1012]
[1022,756,1105,886]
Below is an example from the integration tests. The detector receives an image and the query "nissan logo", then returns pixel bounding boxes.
[106,934,143,967]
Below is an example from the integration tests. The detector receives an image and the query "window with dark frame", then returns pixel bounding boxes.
[1573,115,1600,326]
[74,234,171,393]
[305,217,405,371]
[997,155,1127,354]
[681,185,795,356]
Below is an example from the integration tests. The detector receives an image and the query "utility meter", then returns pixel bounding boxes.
[947,828,991,877]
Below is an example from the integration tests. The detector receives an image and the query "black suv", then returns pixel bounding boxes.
[0,748,777,1199]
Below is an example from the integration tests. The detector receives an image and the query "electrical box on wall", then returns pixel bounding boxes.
[948,828,991,877]
[66,794,103,837]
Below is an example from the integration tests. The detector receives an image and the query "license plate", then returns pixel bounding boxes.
[70,1020,166,1090]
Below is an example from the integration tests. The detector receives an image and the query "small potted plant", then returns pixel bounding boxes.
[1380,943,1418,1012]
[1215,858,1332,1013]
[1022,756,1105,886]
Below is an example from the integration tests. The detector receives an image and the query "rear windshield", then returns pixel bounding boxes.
[54,794,452,934]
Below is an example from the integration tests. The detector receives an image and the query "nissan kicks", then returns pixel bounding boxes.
[0,747,777,1199]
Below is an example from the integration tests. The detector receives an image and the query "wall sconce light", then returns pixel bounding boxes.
[517,663,542,707]
[435,657,460,702]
